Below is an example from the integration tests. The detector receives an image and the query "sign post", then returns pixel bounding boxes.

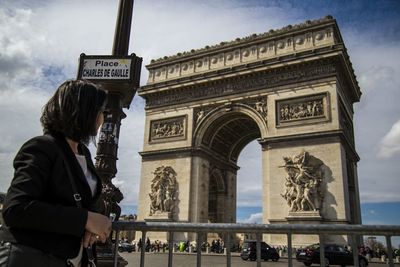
[77,1,141,266]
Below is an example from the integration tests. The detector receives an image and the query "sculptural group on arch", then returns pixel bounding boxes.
[280,151,324,213]
[149,166,179,216]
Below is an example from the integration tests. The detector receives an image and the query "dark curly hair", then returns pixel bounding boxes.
[40,79,106,144]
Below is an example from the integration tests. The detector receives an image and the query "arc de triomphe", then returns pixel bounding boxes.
[136,16,361,245]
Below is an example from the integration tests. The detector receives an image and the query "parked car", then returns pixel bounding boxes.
[296,243,368,267]
[240,240,280,261]
[118,242,135,253]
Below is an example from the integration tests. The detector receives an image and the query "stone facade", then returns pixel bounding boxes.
[136,16,361,246]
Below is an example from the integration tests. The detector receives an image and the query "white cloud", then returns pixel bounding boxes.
[369,210,377,215]
[345,26,400,203]
[361,191,400,203]
[239,213,263,224]
[378,120,400,158]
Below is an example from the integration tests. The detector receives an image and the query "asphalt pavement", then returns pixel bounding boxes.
[119,252,399,267]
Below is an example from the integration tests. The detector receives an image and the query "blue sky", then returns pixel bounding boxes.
[0,0,399,245]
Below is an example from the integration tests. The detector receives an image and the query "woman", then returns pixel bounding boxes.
[0,79,112,266]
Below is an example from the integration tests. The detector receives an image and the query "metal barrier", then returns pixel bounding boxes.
[112,222,400,267]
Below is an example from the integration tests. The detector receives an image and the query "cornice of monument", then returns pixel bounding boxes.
[139,15,360,104]
[140,56,360,109]
[148,15,339,65]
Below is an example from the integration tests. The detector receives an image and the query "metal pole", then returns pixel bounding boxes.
[140,231,146,267]
[319,234,326,267]
[226,233,231,267]
[95,0,134,182]
[287,233,293,267]
[95,0,135,216]
[112,0,134,56]
[168,231,174,267]
[196,232,202,267]
[113,230,120,267]
[386,235,394,267]
[351,234,359,267]
[256,233,261,267]
[94,2,137,266]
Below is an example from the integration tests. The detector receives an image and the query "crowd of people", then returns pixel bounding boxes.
[358,245,400,260]
[127,238,229,253]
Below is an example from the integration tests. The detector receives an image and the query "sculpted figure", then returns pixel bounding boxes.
[301,180,316,211]
[196,110,205,123]
[280,98,324,122]
[255,99,267,119]
[149,166,179,215]
[280,151,323,212]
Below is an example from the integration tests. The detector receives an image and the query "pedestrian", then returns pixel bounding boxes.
[146,237,151,252]
[138,238,142,252]
[0,79,111,267]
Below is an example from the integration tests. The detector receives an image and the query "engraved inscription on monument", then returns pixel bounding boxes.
[150,115,186,142]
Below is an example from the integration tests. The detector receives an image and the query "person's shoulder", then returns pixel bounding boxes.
[18,135,60,155]
[23,134,58,147]
[13,135,61,164]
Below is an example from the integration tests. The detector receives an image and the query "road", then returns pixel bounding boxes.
[118,252,398,267]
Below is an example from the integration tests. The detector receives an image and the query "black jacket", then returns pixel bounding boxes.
[1,134,102,260]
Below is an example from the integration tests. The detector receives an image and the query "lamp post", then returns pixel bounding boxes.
[77,0,142,266]
[91,0,141,221]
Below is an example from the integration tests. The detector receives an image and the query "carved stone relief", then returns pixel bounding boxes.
[276,93,328,126]
[196,110,206,123]
[242,97,268,121]
[193,105,217,128]
[150,115,186,142]
[193,97,268,130]
[280,151,324,213]
[193,96,269,139]
[149,166,179,216]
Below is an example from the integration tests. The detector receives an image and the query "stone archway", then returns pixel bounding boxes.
[136,16,362,246]
[192,104,264,225]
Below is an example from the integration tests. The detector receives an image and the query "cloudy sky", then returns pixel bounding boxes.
[1,0,399,230]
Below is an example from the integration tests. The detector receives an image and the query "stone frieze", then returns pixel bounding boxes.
[276,93,329,127]
[145,61,337,108]
[150,115,186,142]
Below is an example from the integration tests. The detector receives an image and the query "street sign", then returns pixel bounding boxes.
[81,58,131,80]
[77,54,141,85]
[77,53,142,108]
